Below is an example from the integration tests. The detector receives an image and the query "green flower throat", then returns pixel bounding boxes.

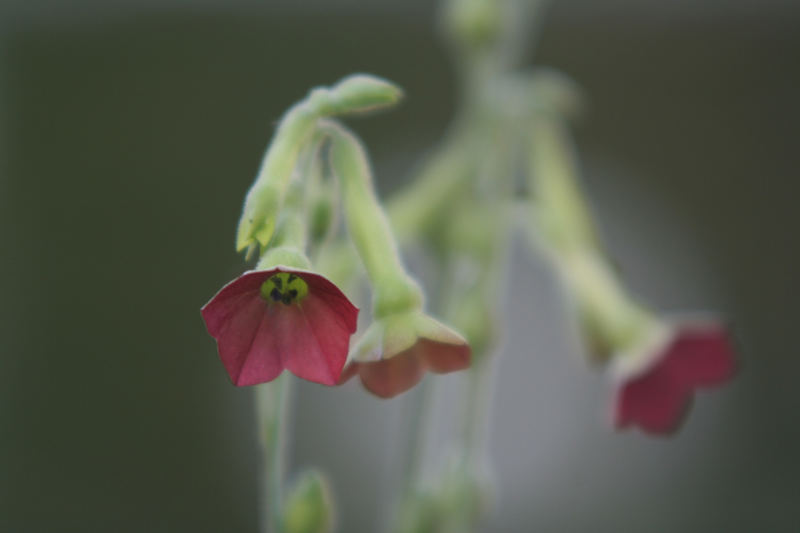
[260,272,309,305]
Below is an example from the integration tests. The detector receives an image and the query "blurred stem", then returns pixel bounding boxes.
[404,379,433,489]
[256,374,292,533]
[383,2,549,531]
[460,358,493,464]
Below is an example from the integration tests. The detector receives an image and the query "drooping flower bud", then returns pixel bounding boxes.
[309,74,404,117]
[236,75,403,255]
[236,105,318,253]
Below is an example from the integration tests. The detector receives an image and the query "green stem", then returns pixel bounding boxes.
[403,378,433,493]
[460,358,493,464]
[256,375,293,533]
[528,116,600,254]
[527,116,656,357]
[323,121,423,317]
[387,379,433,533]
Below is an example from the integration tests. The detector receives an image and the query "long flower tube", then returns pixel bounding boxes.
[321,121,471,398]
[527,113,736,434]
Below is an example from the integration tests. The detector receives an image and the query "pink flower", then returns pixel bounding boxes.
[339,312,471,398]
[613,321,736,434]
[201,267,359,386]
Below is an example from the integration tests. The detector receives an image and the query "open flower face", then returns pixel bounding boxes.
[201,267,359,387]
[340,312,471,398]
[613,321,736,434]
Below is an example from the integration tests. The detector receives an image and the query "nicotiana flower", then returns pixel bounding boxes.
[339,311,471,398]
[612,319,736,435]
[201,267,359,387]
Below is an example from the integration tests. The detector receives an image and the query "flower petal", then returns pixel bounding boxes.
[234,303,291,386]
[664,324,736,387]
[201,270,271,336]
[202,267,359,387]
[282,272,358,385]
[357,352,426,399]
[303,273,359,333]
[614,364,692,434]
[413,315,471,373]
[416,339,471,374]
[284,297,350,386]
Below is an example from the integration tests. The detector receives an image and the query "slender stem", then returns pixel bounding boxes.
[256,375,293,533]
[323,121,423,317]
[402,378,433,492]
[460,359,493,464]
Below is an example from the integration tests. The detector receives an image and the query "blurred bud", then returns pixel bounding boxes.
[283,470,336,533]
[442,0,502,49]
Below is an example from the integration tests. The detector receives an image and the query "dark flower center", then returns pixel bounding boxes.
[260,272,308,305]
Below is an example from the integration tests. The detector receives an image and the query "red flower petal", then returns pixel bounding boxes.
[284,294,355,386]
[201,268,359,387]
[345,338,471,399]
[664,324,736,387]
[234,303,292,386]
[417,339,471,374]
[356,353,426,399]
[614,363,692,434]
[614,322,736,434]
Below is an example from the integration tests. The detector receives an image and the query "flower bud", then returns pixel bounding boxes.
[310,74,403,117]
[283,470,336,533]
[236,106,317,253]
[441,0,502,50]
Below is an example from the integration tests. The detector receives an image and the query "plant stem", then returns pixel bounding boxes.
[403,378,433,493]
[256,374,292,533]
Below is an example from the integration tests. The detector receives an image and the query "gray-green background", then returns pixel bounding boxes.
[2,1,798,531]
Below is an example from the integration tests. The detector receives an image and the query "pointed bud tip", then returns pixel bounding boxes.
[325,74,404,116]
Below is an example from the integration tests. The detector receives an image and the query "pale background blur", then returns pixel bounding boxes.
[1,1,799,531]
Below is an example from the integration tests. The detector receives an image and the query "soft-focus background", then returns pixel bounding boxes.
[2,1,799,531]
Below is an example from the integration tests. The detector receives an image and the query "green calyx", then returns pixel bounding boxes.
[351,310,467,363]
